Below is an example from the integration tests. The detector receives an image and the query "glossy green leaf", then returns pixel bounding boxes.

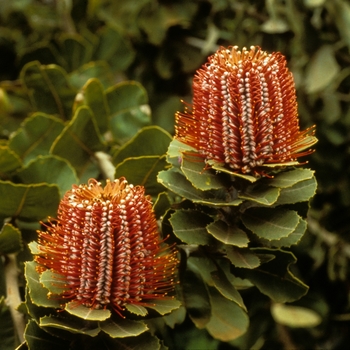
[99,316,148,338]
[0,223,22,254]
[226,246,261,269]
[144,298,182,316]
[125,304,148,316]
[238,183,280,205]
[181,158,229,191]
[0,145,22,175]
[206,288,249,341]
[9,113,65,164]
[40,315,100,337]
[181,263,211,328]
[0,181,60,220]
[65,302,111,321]
[78,78,110,134]
[113,126,172,165]
[274,177,318,205]
[267,168,314,188]
[158,168,243,206]
[51,106,104,177]
[16,155,78,197]
[261,218,307,248]
[211,268,246,311]
[271,303,322,328]
[169,209,215,245]
[233,249,309,303]
[25,261,61,309]
[25,320,70,350]
[21,61,76,120]
[305,45,340,94]
[114,156,168,196]
[242,207,300,240]
[93,26,135,72]
[207,220,249,247]
[106,81,150,141]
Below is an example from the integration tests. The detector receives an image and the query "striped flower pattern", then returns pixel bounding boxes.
[175,46,316,174]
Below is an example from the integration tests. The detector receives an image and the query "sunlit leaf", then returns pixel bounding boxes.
[206,288,249,341]
[266,169,314,188]
[65,302,111,321]
[0,181,60,220]
[99,316,148,338]
[40,270,66,295]
[0,223,22,254]
[125,304,148,316]
[207,220,249,247]
[144,298,182,316]
[242,207,300,240]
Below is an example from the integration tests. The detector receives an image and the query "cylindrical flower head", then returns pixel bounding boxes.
[175,46,317,174]
[35,178,178,316]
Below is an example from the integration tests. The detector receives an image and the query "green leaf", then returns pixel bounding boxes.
[211,268,246,311]
[158,168,243,206]
[144,298,182,316]
[125,304,148,316]
[206,288,249,342]
[0,297,17,350]
[182,261,211,328]
[0,145,22,175]
[113,126,172,165]
[163,305,187,329]
[181,157,229,191]
[77,78,110,134]
[40,270,67,295]
[65,302,111,321]
[51,106,104,177]
[99,316,148,338]
[25,319,70,350]
[39,315,100,337]
[207,220,249,247]
[0,181,60,220]
[261,218,307,248]
[114,156,168,196]
[21,61,76,119]
[208,161,257,183]
[242,207,300,240]
[0,223,22,254]
[233,249,309,303]
[270,303,322,328]
[25,261,61,308]
[9,113,65,164]
[16,155,78,197]
[305,45,340,94]
[226,246,261,269]
[169,209,215,245]
[274,178,318,205]
[267,169,314,188]
[153,192,171,220]
[106,81,150,141]
[238,183,280,205]
[107,332,161,350]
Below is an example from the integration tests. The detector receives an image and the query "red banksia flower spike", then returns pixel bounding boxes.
[35,178,178,317]
[175,46,317,175]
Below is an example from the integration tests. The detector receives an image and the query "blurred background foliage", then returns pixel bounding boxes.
[1,0,350,349]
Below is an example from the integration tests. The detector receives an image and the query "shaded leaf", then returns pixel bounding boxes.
[21,61,76,119]
[113,126,172,165]
[207,220,249,247]
[0,223,22,254]
[267,169,314,188]
[206,288,249,342]
[238,183,280,205]
[9,113,65,164]
[0,181,60,220]
[51,106,104,177]
[0,298,17,350]
[233,249,309,303]
[16,155,78,197]
[242,207,300,240]
[169,209,215,245]
[114,156,168,196]
[226,246,260,269]
[0,145,22,175]
[99,316,148,338]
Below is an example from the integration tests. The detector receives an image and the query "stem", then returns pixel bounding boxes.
[5,254,25,344]
[94,151,116,181]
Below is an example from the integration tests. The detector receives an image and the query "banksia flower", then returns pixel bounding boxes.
[175,46,317,175]
[35,178,178,316]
